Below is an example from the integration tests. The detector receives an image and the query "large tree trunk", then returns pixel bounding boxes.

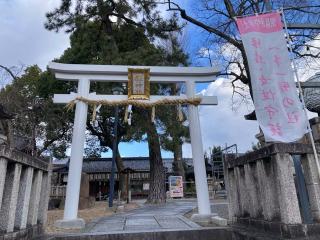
[146,115,166,204]
[173,143,185,181]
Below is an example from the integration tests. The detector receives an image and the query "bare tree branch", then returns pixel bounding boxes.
[166,1,242,49]
[0,65,18,81]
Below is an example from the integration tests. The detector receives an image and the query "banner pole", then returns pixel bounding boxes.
[280,8,320,175]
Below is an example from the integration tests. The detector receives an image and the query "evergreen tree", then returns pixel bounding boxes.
[44,1,188,203]
[0,66,73,158]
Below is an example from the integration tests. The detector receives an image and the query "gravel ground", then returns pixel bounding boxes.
[46,201,140,234]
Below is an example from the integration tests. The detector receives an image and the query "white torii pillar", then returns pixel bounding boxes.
[64,78,89,223]
[49,62,219,228]
[186,80,211,217]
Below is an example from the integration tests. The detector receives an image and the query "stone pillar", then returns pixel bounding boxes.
[235,166,250,217]
[256,159,280,221]
[38,170,51,225]
[310,117,320,142]
[273,153,302,224]
[301,153,320,221]
[0,163,22,232]
[78,173,91,209]
[232,167,243,218]
[27,170,43,226]
[244,163,262,218]
[225,168,239,221]
[15,167,34,230]
[0,158,8,209]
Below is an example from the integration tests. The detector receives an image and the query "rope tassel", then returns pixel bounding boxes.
[124,105,129,123]
[124,105,133,125]
[178,104,183,122]
[151,106,156,123]
[91,104,97,122]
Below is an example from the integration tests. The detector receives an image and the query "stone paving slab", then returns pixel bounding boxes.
[92,223,124,232]
[125,216,159,226]
[124,225,162,231]
[155,216,190,229]
[177,215,201,228]
[84,200,201,233]
[98,217,126,223]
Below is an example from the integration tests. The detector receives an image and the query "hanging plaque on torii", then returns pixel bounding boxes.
[128,68,150,100]
[49,62,219,228]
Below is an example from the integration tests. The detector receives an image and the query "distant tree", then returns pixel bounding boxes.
[0,66,73,157]
[205,146,222,164]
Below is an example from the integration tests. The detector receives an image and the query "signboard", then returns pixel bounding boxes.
[128,68,150,100]
[236,12,308,142]
[143,183,150,191]
[169,176,183,198]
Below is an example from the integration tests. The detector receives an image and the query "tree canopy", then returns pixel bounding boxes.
[0,66,74,157]
[43,0,189,203]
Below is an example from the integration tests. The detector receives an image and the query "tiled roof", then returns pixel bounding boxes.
[54,157,194,173]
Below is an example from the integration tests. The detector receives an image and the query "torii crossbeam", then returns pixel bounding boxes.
[49,62,219,228]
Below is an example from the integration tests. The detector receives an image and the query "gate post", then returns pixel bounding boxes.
[186,80,212,218]
[55,78,89,228]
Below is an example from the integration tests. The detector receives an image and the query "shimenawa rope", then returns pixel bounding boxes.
[66,96,202,110]
[66,96,201,123]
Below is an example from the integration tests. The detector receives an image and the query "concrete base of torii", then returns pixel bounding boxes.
[54,218,85,229]
[191,213,218,223]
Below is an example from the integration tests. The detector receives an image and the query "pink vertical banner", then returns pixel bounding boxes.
[236,12,308,142]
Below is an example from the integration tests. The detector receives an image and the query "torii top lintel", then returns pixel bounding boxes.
[48,62,220,83]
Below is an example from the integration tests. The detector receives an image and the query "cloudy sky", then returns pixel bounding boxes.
[0,1,69,69]
[3,1,317,158]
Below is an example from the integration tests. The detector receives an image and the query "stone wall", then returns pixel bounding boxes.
[224,143,320,238]
[0,145,51,239]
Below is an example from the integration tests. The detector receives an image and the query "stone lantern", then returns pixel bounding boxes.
[304,72,320,142]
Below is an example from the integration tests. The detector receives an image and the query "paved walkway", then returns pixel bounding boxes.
[84,200,201,233]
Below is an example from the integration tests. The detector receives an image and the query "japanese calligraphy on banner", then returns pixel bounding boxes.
[236,12,308,142]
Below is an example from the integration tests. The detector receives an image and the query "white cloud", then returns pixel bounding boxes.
[0,0,70,71]
[183,78,259,157]
[296,35,320,82]
[198,47,213,58]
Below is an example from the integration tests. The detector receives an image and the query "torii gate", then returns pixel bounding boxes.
[49,62,219,228]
